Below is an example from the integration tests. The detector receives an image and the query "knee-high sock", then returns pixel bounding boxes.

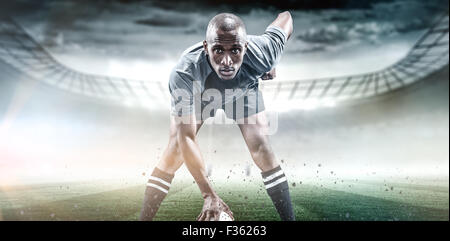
[261,165,295,221]
[140,167,174,221]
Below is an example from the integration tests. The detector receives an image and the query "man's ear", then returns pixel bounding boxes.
[243,42,248,54]
[203,40,208,55]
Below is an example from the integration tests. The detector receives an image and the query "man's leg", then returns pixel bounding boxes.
[237,111,295,221]
[140,116,203,221]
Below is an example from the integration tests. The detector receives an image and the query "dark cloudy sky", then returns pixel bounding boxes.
[2,0,448,80]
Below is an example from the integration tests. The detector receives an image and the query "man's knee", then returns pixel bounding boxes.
[167,133,182,159]
[251,142,274,163]
[159,134,182,171]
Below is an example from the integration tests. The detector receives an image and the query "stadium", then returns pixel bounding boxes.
[0,0,448,221]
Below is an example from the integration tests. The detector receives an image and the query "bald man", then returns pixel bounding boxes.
[140,12,294,221]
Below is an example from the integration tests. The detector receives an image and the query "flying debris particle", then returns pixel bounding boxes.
[292,182,296,187]
[304,163,306,166]
[399,191,402,194]
[50,213,55,218]
[385,188,389,191]
[345,213,350,219]
[299,181,302,185]
[238,194,242,198]
[330,171,334,175]
[20,210,24,215]
[245,164,252,176]
[214,150,217,153]
[281,159,284,164]
[390,186,394,191]
[74,204,78,208]
[142,172,146,176]
[318,164,321,167]
[244,196,248,200]
[193,181,195,184]
[334,181,337,184]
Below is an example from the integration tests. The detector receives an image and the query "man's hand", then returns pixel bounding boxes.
[261,68,276,80]
[197,195,234,221]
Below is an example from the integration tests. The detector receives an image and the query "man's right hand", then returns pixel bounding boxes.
[197,195,234,221]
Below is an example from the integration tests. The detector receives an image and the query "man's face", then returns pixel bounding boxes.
[204,28,247,80]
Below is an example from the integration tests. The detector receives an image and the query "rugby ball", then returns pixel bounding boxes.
[219,211,233,221]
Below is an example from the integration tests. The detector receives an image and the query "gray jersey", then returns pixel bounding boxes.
[169,25,287,118]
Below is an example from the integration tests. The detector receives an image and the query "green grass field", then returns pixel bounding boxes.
[0,177,448,221]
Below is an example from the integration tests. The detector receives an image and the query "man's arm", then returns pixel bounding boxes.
[261,11,293,80]
[269,11,293,40]
[175,114,233,221]
[176,115,214,197]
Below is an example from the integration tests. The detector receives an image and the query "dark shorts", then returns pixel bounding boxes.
[197,88,265,121]
[171,88,265,121]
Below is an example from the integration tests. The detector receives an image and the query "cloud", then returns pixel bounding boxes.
[8,0,448,69]
[296,17,432,48]
[293,0,445,51]
[297,24,351,45]
[135,13,192,27]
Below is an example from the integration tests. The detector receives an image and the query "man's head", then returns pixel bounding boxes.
[204,13,248,80]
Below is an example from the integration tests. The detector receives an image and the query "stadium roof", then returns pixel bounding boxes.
[0,12,448,110]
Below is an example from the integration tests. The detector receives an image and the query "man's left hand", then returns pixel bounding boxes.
[261,68,276,80]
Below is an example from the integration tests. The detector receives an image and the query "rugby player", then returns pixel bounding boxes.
[140,11,295,221]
